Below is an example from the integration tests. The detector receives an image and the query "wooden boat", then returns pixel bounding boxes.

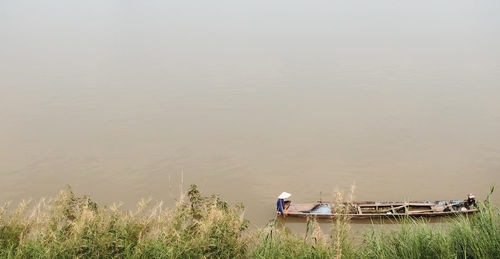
[276,193,478,219]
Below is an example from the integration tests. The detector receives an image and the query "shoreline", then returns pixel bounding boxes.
[1,185,498,258]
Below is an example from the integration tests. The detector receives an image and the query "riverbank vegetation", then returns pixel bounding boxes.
[0,185,498,258]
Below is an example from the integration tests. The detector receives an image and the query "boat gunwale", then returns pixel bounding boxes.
[280,198,478,219]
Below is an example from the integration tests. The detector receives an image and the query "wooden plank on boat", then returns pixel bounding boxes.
[358,202,433,207]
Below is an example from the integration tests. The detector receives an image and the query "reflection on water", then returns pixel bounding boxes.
[0,0,499,226]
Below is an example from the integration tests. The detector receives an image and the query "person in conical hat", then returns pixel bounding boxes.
[276,192,292,215]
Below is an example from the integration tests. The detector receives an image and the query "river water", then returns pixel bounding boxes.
[1,0,499,226]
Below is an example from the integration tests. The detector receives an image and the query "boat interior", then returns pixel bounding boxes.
[287,198,475,215]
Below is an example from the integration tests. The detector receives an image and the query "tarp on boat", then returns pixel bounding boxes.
[311,204,331,214]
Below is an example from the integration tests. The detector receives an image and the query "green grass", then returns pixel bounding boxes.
[360,187,499,259]
[0,186,498,258]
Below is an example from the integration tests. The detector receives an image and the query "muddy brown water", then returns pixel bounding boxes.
[1,1,499,228]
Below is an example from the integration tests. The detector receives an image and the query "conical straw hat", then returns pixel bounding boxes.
[278,192,292,199]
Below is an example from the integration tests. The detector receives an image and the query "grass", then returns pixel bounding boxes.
[0,185,249,258]
[0,186,498,258]
[360,187,499,259]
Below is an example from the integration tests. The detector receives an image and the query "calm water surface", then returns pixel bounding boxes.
[1,0,499,226]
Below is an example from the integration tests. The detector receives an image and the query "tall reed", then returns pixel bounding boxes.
[0,185,498,258]
[360,186,499,259]
[0,185,249,258]
[251,187,358,258]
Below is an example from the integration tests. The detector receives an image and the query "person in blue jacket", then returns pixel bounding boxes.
[276,192,291,215]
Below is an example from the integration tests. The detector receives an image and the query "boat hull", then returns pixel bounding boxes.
[278,197,478,220]
[281,209,478,220]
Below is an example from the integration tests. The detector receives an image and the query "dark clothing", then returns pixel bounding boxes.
[277,199,285,214]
